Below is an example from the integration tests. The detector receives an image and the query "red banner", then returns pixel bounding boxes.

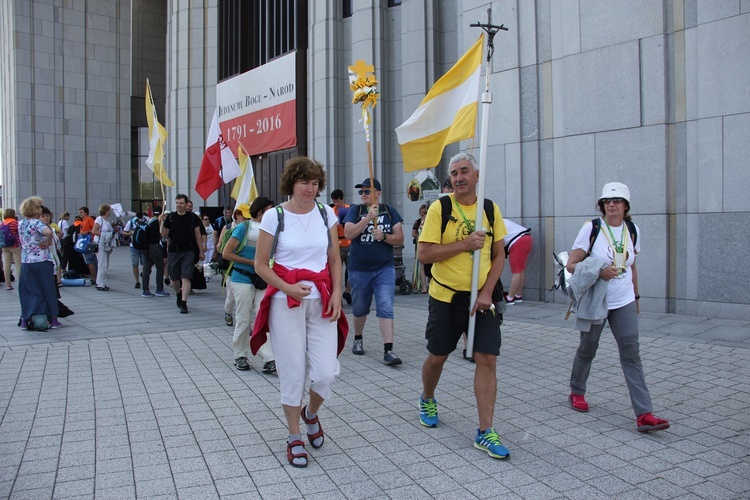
[220,100,296,157]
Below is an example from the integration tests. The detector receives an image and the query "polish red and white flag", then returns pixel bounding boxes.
[195,108,241,200]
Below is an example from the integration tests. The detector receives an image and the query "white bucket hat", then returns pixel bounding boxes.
[599,182,631,204]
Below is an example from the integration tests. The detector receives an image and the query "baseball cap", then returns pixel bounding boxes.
[599,182,631,204]
[354,178,382,190]
[236,203,252,219]
[152,206,162,215]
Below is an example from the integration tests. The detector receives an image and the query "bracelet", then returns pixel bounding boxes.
[635,295,640,300]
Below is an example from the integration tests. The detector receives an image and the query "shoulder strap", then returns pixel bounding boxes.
[269,205,285,267]
[483,198,497,258]
[625,219,637,247]
[439,196,452,235]
[316,202,332,248]
[236,221,252,253]
[587,218,601,256]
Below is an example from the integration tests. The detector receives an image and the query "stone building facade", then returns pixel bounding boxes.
[2,1,748,318]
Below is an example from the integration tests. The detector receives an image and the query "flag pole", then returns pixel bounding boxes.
[348,60,380,206]
[146,79,168,209]
[364,109,377,206]
[465,9,508,358]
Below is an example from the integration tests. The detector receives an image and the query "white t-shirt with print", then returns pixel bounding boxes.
[572,218,640,310]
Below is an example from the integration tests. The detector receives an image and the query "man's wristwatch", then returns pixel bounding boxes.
[382,233,387,242]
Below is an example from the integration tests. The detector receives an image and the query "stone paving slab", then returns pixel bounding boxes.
[0,246,748,499]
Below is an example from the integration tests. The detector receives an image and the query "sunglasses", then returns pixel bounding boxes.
[602,198,625,204]
[358,189,371,195]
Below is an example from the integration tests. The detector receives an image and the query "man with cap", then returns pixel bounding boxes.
[343,178,405,365]
[141,206,170,298]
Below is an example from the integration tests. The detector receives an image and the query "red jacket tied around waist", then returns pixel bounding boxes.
[250,263,349,355]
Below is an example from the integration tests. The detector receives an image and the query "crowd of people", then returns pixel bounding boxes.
[1,154,669,469]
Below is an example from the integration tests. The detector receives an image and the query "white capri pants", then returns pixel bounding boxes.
[268,296,340,406]
[231,280,273,362]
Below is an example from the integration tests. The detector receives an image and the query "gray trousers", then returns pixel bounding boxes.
[570,301,653,416]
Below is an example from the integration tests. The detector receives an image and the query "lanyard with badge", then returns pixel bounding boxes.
[602,219,628,278]
[453,197,476,258]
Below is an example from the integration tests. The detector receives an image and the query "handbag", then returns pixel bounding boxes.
[74,235,90,253]
[85,241,99,253]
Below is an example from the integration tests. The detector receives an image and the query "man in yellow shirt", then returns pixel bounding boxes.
[416,152,510,460]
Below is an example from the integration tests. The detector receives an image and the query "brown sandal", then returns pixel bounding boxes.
[301,405,325,449]
[287,440,308,468]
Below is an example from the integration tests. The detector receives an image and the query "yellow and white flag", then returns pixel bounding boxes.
[145,79,174,186]
[396,34,484,172]
[231,143,259,208]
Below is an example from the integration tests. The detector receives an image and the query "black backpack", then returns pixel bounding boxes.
[436,195,504,305]
[131,218,150,250]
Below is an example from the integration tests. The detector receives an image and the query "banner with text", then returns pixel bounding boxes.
[217,52,297,156]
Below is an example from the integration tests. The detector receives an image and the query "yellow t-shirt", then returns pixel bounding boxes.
[419,195,507,303]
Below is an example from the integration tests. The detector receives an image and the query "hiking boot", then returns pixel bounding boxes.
[155,290,170,297]
[569,393,589,412]
[636,413,670,433]
[234,357,250,371]
[224,313,233,326]
[262,360,276,374]
[179,302,189,314]
[342,291,352,305]
[383,350,402,366]
[352,338,364,355]
[474,427,510,459]
[419,397,439,427]
[141,291,154,298]
[135,282,141,289]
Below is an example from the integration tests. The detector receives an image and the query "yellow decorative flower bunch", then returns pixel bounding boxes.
[350,76,379,108]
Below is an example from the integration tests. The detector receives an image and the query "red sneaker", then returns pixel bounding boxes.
[569,393,589,412]
[636,413,670,433]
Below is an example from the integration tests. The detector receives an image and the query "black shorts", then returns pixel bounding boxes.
[425,295,502,356]
[168,250,196,281]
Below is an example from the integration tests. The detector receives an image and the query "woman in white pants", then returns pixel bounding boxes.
[92,205,115,291]
[252,157,344,469]
[222,197,275,373]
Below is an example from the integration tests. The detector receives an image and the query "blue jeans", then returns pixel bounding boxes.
[349,266,395,319]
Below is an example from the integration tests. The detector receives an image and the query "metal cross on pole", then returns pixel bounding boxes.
[465,8,508,358]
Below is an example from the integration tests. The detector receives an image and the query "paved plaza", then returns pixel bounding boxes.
[1,246,748,499]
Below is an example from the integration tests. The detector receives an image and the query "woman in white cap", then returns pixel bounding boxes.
[564,182,670,433]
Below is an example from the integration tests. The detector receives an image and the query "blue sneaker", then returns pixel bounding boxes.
[141,291,154,298]
[474,427,510,459]
[419,397,439,427]
[154,290,170,297]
